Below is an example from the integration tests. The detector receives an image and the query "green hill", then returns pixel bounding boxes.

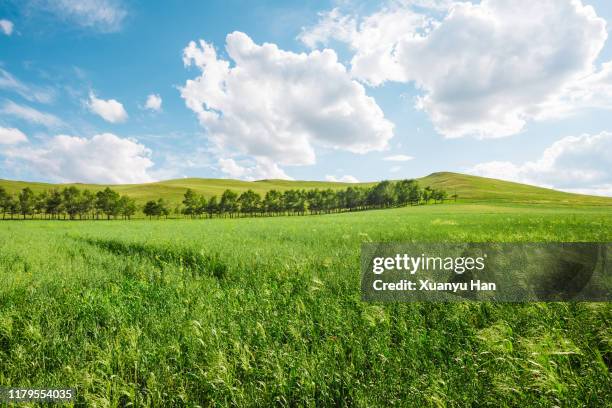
[0,172,610,206]
[419,172,611,205]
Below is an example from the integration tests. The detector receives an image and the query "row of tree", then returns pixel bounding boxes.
[169,179,453,219]
[0,180,453,220]
[0,186,137,220]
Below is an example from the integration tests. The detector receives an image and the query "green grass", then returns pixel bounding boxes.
[0,202,611,406]
[2,172,611,207]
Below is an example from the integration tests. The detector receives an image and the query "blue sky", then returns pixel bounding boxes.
[0,0,611,195]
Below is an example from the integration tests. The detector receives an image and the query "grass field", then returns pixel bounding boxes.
[1,201,611,406]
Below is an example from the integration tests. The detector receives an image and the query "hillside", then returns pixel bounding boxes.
[0,172,610,207]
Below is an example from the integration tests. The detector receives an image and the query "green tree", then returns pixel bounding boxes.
[238,190,261,216]
[45,190,63,219]
[96,187,120,220]
[182,189,199,218]
[0,187,13,219]
[220,189,238,218]
[80,190,95,219]
[62,186,82,220]
[422,186,433,204]
[18,187,35,219]
[196,195,207,218]
[0,187,9,219]
[263,190,282,215]
[157,198,170,219]
[206,196,218,218]
[118,195,137,219]
[394,179,418,206]
[143,200,159,219]
[367,181,395,208]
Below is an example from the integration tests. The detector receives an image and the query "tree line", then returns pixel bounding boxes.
[0,180,454,220]
[0,186,137,220]
[166,179,453,219]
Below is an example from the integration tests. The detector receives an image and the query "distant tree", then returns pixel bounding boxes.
[6,195,18,219]
[182,189,198,218]
[118,195,137,219]
[80,190,95,219]
[263,189,282,216]
[143,200,159,219]
[367,181,395,208]
[62,186,82,220]
[206,196,218,218]
[0,187,11,219]
[343,186,363,211]
[18,187,35,219]
[196,195,207,218]
[306,189,323,214]
[422,186,433,204]
[238,190,261,217]
[394,179,419,206]
[96,187,120,220]
[174,204,183,218]
[321,189,337,213]
[432,189,447,204]
[45,190,63,219]
[161,199,170,219]
[33,191,48,219]
[408,182,422,205]
[220,189,239,218]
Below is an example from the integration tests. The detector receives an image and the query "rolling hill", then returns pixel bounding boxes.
[0,172,610,207]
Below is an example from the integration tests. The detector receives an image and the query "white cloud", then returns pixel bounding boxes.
[180,31,394,179]
[383,154,413,161]
[302,0,611,139]
[1,100,64,128]
[144,94,162,111]
[218,157,292,180]
[298,8,358,49]
[35,0,127,32]
[389,165,402,173]
[325,174,359,183]
[0,19,13,35]
[87,92,128,123]
[300,5,428,86]
[0,69,55,103]
[0,127,28,144]
[468,132,612,196]
[4,133,154,183]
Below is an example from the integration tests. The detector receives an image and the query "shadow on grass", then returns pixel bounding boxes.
[77,237,228,280]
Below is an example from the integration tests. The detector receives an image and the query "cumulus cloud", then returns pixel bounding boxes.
[180,31,394,179]
[468,132,612,196]
[0,126,28,144]
[0,19,13,35]
[218,157,292,180]
[302,0,611,139]
[34,0,127,32]
[1,100,64,128]
[4,133,154,183]
[0,69,55,103]
[87,92,128,123]
[384,154,413,161]
[325,174,360,183]
[144,94,162,111]
[299,5,427,86]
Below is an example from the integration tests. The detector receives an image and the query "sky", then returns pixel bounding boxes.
[0,0,611,196]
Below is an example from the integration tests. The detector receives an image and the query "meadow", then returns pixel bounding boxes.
[0,201,611,406]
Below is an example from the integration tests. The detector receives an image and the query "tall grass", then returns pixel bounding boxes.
[0,203,610,406]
